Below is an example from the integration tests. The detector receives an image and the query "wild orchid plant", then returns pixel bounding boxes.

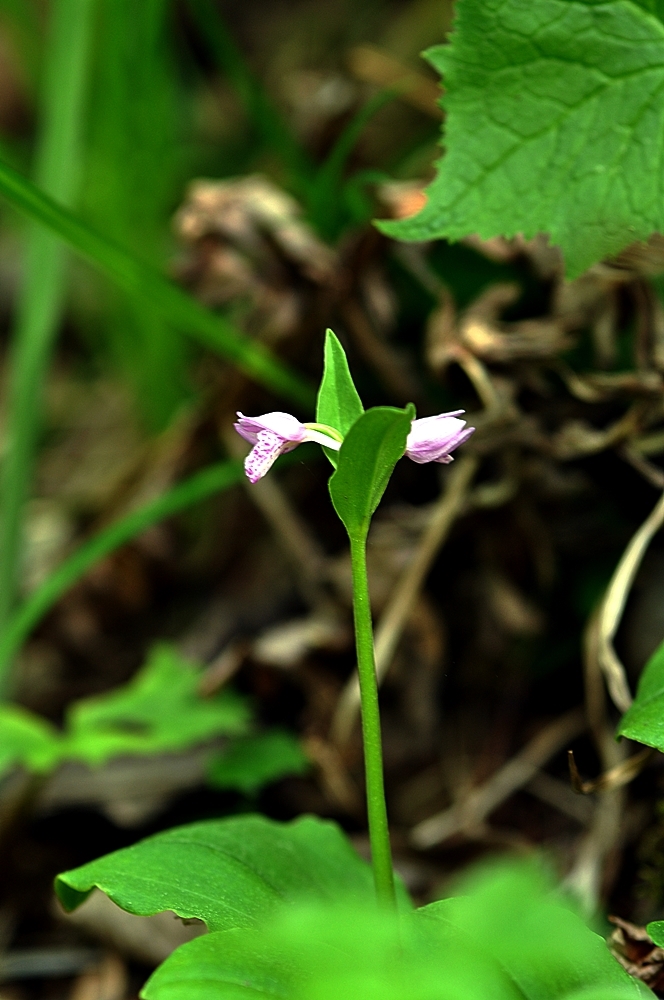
[235,331,475,906]
[53,331,649,1000]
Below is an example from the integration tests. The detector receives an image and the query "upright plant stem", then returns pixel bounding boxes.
[0,0,95,645]
[349,532,396,908]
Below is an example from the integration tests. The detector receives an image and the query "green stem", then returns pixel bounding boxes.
[349,531,396,908]
[0,0,96,634]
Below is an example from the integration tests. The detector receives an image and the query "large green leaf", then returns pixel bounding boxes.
[208,730,310,795]
[141,859,645,1000]
[328,406,413,540]
[54,815,388,930]
[61,644,249,767]
[143,907,519,1000]
[315,329,363,468]
[380,0,664,278]
[617,637,664,750]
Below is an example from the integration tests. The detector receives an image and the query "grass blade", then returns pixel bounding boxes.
[0,156,315,409]
[86,0,191,430]
[0,458,244,691]
[0,0,96,633]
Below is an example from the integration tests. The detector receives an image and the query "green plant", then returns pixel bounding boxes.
[54,333,643,998]
[0,642,306,795]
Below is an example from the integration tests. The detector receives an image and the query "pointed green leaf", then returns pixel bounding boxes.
[62,644,249,766]
[379,0,664,278]
[617,637,664,751]
[315,329,364,468]
[208,729,310,794]
[329,405,414,539]
[54,815,383,930]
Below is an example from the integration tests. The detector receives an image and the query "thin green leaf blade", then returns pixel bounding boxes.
[315,329,363,468]
[0,459,243,677]
[54,815,379,929]
[379,0,664,278]
[208,730,310,795]
[329,405,413,538]
[0,158,314,408]
[618,638,664,750]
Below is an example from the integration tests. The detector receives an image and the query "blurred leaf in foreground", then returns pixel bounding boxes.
[140,857,646,1000]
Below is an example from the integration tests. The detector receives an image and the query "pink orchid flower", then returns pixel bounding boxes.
[235,408,474,483]
[405,410,475,464]
[234,411,342,483]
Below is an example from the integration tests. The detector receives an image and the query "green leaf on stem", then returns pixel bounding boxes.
[617,637,664,751]
[208,729,310,794]
[54,814,381,929]
[329,405,414,538]
[379,0,664,278]
[315,329,364,468]
[61,644,249,767]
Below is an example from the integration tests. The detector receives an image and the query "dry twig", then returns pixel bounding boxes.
[410,708,586,849]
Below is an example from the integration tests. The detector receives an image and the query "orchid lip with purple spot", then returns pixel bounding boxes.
[234,411,341,483]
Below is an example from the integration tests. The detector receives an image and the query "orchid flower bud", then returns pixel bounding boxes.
[405,411,475,464]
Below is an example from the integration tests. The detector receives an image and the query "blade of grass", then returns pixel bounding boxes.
[0,0,96,633]
[0,156,315,409]
[0,458,244,692]
[187,0,313,194]
[86,0,191,431]
[0,444,317,692]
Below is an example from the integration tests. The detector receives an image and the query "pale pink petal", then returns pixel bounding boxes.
[235,411,306,446]
[406,412,475,464]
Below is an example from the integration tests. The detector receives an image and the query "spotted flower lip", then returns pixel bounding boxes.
[405,411,475,465]
[235,411,341,483]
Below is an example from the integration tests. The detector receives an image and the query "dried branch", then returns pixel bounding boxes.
[410,708,585,849]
